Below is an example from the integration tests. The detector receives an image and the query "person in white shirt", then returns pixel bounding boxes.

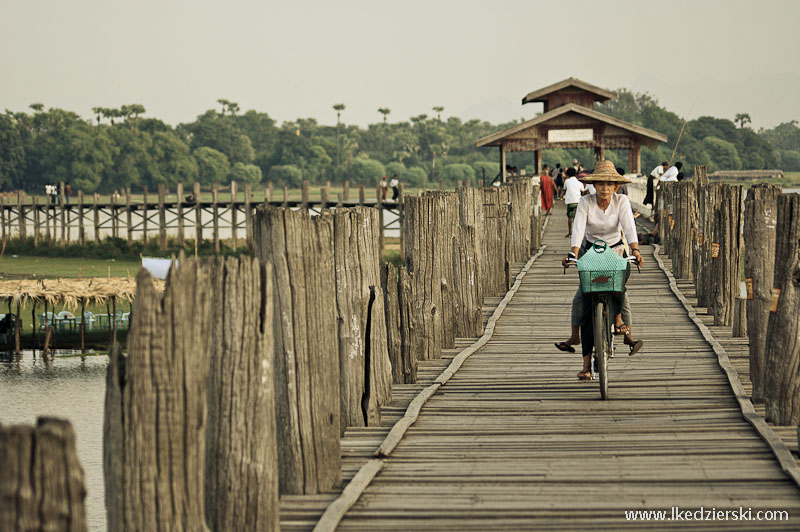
[650,162,667,181]
[554,161,645,379]
[660,161,682,183]
[562,167,585,238]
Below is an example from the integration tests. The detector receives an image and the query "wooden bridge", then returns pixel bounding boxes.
[4,174,800,531]
[283,202,800,530]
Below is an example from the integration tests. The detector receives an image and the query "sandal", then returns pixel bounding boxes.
[577,370,592,381]
[614,324,630,336]
[627,339,644,356]
[554,342,576,353]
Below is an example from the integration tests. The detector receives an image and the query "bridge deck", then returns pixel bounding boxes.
[282,202,800,530]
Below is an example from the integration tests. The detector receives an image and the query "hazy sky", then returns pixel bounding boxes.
[3,0,798,130]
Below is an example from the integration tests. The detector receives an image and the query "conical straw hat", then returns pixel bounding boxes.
[579,160,631,184]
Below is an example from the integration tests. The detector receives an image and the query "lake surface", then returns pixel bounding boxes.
[0,186,796,532]
[0,351,108,531]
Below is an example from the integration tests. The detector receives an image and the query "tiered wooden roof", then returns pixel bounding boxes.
[521,77,616,110]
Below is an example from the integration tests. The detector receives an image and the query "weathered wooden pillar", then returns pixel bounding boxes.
[732,298,747,338]
[628,145,641,174]
[32,195,40,247]
[59,182,66,243]
[332,208,392,432]
[382,262,403,384]
[176,183,185,247]
[104,260,213,531]
[764,193,800,425]
[204,257,279,532]
[158,184,167,250]
[125,188,133,245]
[399,183,406,259]
[500,145,507,183]
[358,186,365,205]
[397,266,417,383]
[282,185,289,207]
[321,185,329,211]
[92,193,100,243]
[141,186,148,243]
[253,207,341,495]
[744,183,781,402]
[244,182,252,245]
[266,182,273,203]
[336,193,343,207]
[0,418,87,532]
[376,183,385,257]
[17,191,26,241]
[212,183,220,253]
[0,198,5,241]
[194,182,202,245]
[301,180,309,210]
[343,180,350,202]
[109,190,118,240]
[712,185,743,326]
[230,180,238,249]
[78,190,85,245]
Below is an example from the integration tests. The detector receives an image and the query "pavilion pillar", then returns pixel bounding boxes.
[534,150,542,175]
[594,146,605,161]
[629,144,641,174]
[500,145,507,183]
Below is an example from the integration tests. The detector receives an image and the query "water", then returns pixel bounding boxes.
[0,351,108,531]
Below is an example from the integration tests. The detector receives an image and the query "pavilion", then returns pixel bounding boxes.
[476,77,668,181]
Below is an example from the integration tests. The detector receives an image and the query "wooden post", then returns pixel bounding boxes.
[212,183,219,253]
[17,191,26,241]
[141,186,148,243]
[534,149,542,175]
[104,260,213,531]
[321,185,329,210]
[266,182,273,203]
[77,190,84,246]
[244,182,252,245]
[332,208,392,432]
[376,183,384,257]
[743,183,781,402]
[205,257,279,532]
[282,185,289,207]
[399,183,405,260]
[301,180,309,210]
[80,298,86,354]
[32,195,39,247]
[343,180,350,202]
[732,298,747,337]
[398,267,417,383]
[44,192,52,241]
[59,181,66,243]
[764,193,800,425]
[230,180,238,250]
[93,193,100,243]
[15,301,21,355]
[382,262,403,384]
[176,183,185,247]
[253,208,341,495]
[0,197,5,242]
[194,182,202,245]
[358,186,365,205]
[0,418,88,532]
[158,184,167,250]
[336,193,343,208]
[500,145,506,183]
[629,145,641,174]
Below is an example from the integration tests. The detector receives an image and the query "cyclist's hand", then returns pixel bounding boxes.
[562,252,576,268]
[632,249,644,268]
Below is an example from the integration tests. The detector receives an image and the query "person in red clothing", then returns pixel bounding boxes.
[539,165,556,215]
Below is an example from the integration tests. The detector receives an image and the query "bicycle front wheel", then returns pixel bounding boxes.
[594,299,609,399]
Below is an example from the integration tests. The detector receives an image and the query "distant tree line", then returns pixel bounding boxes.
[1,91,797,193]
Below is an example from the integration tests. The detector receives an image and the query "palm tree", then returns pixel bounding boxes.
[432,106,444,121]
[333,103,346,179]
[91,107,103,125]
[378,107,391,124]
[734,112,751,129]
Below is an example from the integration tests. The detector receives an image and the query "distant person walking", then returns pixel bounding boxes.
[539,165,556,215]
[380,175,388,201]
[553,163,564,198]
[390,175,400,200]
[562,167,584,238]
[64,182,72,204]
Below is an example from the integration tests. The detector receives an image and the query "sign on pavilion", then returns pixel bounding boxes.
[476,77,667,180]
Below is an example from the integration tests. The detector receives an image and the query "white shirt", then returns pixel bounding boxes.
[571,193,639,249]
[650,165,666,179]
[563,176,585,204]
[584,183,596,195]
[389,178,399,187]
[661,166,679,182]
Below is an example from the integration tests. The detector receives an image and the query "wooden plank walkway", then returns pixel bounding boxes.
[282,201,800,530]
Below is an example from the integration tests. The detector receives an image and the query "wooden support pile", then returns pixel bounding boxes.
[253,208,341,495]
[0,418,87,532]
[743,184,781,402]
[764,193,800,425]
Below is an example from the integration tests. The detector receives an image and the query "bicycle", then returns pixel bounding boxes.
[564,240,639,399]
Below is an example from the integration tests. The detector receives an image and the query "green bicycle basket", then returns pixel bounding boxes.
[577,240,630,293]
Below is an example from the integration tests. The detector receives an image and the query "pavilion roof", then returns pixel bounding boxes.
[0,277,164,311]
[475,103,668,149]
[522,77,616,105]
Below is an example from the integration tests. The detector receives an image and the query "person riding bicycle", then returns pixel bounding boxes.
[555,160,645,380]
